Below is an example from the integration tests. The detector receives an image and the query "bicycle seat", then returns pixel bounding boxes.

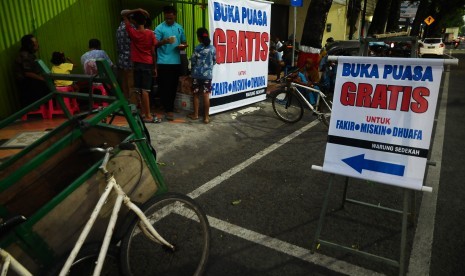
[0,215,26,238]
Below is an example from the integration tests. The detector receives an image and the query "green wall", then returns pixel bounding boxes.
[0,0,208,119]
[0,0,121,119]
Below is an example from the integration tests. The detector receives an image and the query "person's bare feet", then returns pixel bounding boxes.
[187,113,199,120]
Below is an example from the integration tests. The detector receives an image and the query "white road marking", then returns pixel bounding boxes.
[188,120,320,199]
[187,118,387,274]
[207,215,384,276]
[407,64,449,275]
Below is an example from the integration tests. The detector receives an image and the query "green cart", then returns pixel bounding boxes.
[0,60,166,273]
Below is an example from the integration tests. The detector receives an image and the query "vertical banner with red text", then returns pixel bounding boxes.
[323,56,444,190]
[208,0,271,114]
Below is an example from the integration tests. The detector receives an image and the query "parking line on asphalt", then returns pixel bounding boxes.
[187,119,387,275]
[407,63,450,275]
[207,215,384,276]
[188,119,320,199]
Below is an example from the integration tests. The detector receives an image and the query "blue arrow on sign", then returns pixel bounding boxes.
[342,154,405,176]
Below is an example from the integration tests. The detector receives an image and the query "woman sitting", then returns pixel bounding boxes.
[293,58,320,105]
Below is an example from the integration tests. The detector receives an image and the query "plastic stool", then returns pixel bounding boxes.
[92,84,109,108]
[21,104,48,120]
[56,86,80,114]
[48,86,80,118]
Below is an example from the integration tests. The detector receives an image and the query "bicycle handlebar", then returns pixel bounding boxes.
[0,215,26,237]
[90,140,141,174]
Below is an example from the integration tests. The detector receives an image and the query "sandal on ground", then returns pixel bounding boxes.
[143,116,161,123]
[141,113,156,119]
[165,112,175,121]
[187,114,199,120]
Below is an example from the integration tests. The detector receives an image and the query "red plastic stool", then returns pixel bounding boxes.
[21,104,48,120]
[48,86,80,118]
[92,84,109,108]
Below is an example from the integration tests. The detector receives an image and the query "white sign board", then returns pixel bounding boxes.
[208,0,271,114]
[400,1,419,18]
[323,56,444,190]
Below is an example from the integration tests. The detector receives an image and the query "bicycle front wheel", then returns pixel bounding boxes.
[120,192,211,276]
[271,89,304,123]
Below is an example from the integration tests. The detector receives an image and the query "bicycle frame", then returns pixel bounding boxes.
[59,147,174,276]
[0,249,32,276]
[290,82,332,115]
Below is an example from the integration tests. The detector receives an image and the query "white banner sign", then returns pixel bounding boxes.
[208,0,271,114]
[323,56,444,190]
[400,1,419,18]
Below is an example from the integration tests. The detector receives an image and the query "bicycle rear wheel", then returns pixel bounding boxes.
[120,192,211,276]
[271,89,304,123]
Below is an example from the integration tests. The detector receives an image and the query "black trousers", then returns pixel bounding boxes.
[157,64,181,113]
[18,78,50,108]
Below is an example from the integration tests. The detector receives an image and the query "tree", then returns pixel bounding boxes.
[409,0,465,38]
[300,0,333,48]
[410,0,430,37]
[368,0,393,36]
[428,0,465,36]
[347,0,362,39]
[386,0,402,32]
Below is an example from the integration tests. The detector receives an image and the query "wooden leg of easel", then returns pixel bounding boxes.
[311,174,335,253]
[399,188,409,276]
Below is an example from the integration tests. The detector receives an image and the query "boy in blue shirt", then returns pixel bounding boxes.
[188,28,216,124]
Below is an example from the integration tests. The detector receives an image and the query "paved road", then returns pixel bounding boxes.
[429,51,465,276]
[145,51,464,276]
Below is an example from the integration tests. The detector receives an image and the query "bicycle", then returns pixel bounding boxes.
[1,218,121,276]
[52,140,211,276]
[1,216,32,276]
[271,79,332,127]
[1,140,211,276]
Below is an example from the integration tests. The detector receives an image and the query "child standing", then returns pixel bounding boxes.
[121,8,160,123]
[188,28,216,124]
[50,52,74,87]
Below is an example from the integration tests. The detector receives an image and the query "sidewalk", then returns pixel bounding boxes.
[148,75,281,124]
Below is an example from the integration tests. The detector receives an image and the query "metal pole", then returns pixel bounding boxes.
[312,174,335,253]
[292,6,297,67]
[399,189,409,276]
[360,0,368,38]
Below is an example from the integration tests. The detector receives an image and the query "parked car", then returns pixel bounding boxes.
[386,41,413,57]
[326,40,361,56]
[326,40,416,57]
[418,38,445,57]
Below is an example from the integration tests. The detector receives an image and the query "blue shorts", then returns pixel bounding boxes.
[133,62,153,91]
